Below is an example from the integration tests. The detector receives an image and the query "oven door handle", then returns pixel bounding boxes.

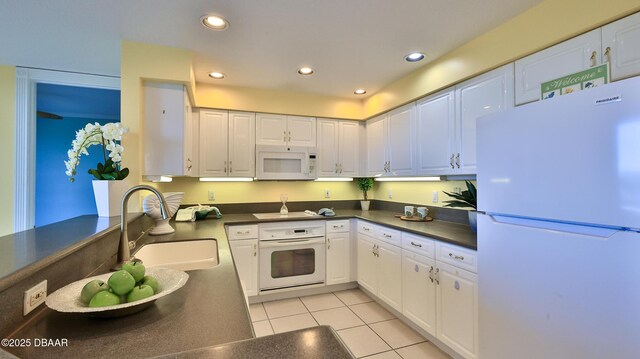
[260,237,325,248]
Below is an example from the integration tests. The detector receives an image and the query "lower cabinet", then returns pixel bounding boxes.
[326,231,350,285]
[402,250,437,335]
[357,232,402,312]
[228,238,259,297]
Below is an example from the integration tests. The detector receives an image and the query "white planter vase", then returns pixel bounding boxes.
[360,200,371,211]
[92,180,129,217]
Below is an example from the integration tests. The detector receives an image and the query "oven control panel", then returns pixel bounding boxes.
[259,221,326,240]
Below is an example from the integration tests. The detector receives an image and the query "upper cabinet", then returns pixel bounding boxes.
[317,119,361,177]
[602,11,640,81]
[417,64,514,176]
[366,104,417,177]
[199,110,255,178]
[256,113,316,147]
[515,29,601,105]
[143,82,194,177]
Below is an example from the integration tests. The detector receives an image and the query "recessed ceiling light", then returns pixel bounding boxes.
[354,89,367,95]
[404,52,425,62]
[201,15,229,31]
[208,72,225,79]
[297,67,314,75]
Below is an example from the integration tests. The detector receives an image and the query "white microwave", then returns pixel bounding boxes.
[256,145,317,180]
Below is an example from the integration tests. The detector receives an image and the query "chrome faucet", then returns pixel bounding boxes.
[116,185,170,268]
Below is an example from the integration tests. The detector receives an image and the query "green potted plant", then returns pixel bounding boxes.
[443,180,478,232]
[355,177,374,211]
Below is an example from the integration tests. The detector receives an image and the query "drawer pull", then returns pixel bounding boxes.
[449,253,464,261]
[410,241,422,248]
[333,225,343,229]
[237,230,251,235]
[383,234,392,238]
[363,227,370,231]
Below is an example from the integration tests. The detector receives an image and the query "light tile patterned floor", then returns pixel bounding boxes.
[249,288,452,359]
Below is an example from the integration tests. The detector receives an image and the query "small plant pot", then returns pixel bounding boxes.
[360,200,371,211]
[468,210,478,233]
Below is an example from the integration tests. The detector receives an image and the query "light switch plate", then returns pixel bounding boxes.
[24,280,47,316]
[208,191,215,201]
[432,191,438,203]
[324,189,330,198]
[388,189,393,199]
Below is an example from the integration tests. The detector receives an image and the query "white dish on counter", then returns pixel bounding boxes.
[45,267,189,317]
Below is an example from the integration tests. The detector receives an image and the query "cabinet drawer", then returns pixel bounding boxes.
[227,225,258,240]
[402,232,435,259]
[436,242,477,273]
[357,221,379,237]
[376,226,401,246]
[326,220,350,233]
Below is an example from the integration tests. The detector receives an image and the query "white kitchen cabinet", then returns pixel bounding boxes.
[417,64,513,175]
[402,249,437,336]
[376,240,403,310]
[256,113,316,146]
[436,261,478,359]
[515,29,602,105]
[326,220,350,285]
[357,234,377,294]
[199,110,255,177]
[317,119,360,177]
[228,238,259,297]
[366,103,417,176]
[602,11,640,81]
[366,114,387,176]
[143,82,194,176]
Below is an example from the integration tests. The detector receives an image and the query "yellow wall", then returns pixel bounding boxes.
[371,181,474,209]
[196,83,364,120]
[0,65,16,236]
[152,178,361,204]
[363,0,640,118]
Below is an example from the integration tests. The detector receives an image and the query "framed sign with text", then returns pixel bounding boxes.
[541,63,609,100]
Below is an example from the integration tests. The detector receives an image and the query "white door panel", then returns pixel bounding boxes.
[603,11,640,80]
[199,110,229,176]
[228,111,255,177]
[287,115,316,146]
[417,89,455,175]
[256,113,287,145]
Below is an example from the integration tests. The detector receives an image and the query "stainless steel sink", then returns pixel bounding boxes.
[134,239,218,271]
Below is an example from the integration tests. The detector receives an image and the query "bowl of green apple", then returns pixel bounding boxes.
[45,260,189,318]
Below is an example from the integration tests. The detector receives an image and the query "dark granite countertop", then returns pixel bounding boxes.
[156,326,354,359]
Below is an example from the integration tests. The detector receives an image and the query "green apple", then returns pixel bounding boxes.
[141,275,159,294]
[80,279,109,304]
[89,291,121,307]
[107,270,136,295]
[122,261,146,283]
[126,285,155,303]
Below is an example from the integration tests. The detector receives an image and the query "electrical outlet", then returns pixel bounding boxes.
[324,189,330,198]
[432,191,438,203]
[24,280,47,315]
[208,191,215,201]
[388,189,393,199]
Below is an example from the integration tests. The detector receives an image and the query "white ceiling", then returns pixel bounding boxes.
[0,0,543,99]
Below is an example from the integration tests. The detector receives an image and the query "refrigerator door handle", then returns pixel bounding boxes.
[486,213,621,239]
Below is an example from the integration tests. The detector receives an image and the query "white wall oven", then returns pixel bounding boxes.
[259,221,325,291]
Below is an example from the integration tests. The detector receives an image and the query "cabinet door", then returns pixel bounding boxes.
[387,104,416,176]
[366,114,388,176]
[402,250,437,336]
[602,11,640,81]
[183,90,194,176]
[436,261,478,359]
[455,63,514,174]
[416,89,456,175]
[229,239,259,297]
[377,240,402,312]
[256,113,287,145]
[287,115,316,146]
[357,234,378,294]
[326,232,350,285]
[228,111,255,177]
[338,121,360,177]
[317,119,340,176]
[143,82,187,176]
[515,29,602,105]
[199,110,229,177]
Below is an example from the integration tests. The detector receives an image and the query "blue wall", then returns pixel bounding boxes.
[35,84,120,227]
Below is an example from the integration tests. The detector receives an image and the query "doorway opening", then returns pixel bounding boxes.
[35,84,120,227]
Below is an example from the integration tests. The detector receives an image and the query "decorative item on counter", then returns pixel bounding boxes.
[142,192,184,235]
[280,194,289,214]
[64,122,130,217]
[417,207,428,219]
[404,206,415,217]
[175,205,222,222]
[318,208,335,217]
[442,180,478,232]
[356,177,374,211]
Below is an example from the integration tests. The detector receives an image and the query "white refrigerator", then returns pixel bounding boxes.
[477,76,640,359]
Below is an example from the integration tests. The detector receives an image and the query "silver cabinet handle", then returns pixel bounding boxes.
[224,160,227,173]
[237,230,251,235]
[455,153,460,168]
[590,50,598,67]
[410,241,422,248]
[333,225,343,229]
[327,238,331,250]
[229,160,232,173]
[288,130,292,142]
[283,130,287,142]
[450,154,455,169]
[449,253,465,261]
[363,227,370,231]
[434,267,440,285]
[428,266,434,283]
[186,158,192,170]
[383,233,392,238]
[605,46,611,63]
[339,163,343,174]
[335,163,338,173]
